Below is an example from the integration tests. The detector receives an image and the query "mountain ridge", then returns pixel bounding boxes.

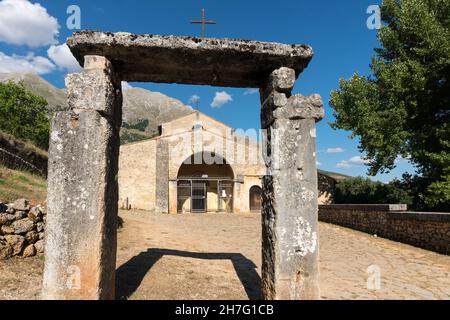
[0,72,194,140]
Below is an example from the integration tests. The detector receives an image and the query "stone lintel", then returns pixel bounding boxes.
[84,55,112,70]
[67,30,314,87]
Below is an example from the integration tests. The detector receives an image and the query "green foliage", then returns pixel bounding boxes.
[0,81,50,149]
[120,129,151,145]
[330,0,450,211]
[122,119,149,132]
[335,177,413,206]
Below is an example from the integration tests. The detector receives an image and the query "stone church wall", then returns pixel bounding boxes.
[118,139,157,210]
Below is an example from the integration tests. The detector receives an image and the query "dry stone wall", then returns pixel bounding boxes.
[319,204,450,255]
[0,199,45,259]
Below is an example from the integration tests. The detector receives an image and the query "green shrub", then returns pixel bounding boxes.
[0,81,49,149]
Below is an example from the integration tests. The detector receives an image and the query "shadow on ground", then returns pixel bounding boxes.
[116,248,261,300]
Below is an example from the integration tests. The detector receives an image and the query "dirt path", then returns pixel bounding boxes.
[1,210,449,300]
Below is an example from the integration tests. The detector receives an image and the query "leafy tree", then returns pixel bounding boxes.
[330,0,450,211]
[0,81,50,150]
[335,177,413,206]
[122,119,149,132]
[120,129,151,145]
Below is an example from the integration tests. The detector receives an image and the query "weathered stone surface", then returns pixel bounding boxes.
[12,218,34,234]
[43,57,121,300]
[0,240,12,259]
[84,55,112,70]
[0,213,8,225]
[34,239,45,253]
[66,68,120,118]
[22,244,36,258]
[0,202,46,258]
[29,206,43,221]
[12,199,29,211]
[264,67,297,94]
[14,210,27,220]
[273,94,324,121]
[4,235,25,256]
[260,67,322,300]
[36,222,45,233]
[67,31,313,87]
[261,93,324,129]
[25,231,39,244]
[1,225,14,235]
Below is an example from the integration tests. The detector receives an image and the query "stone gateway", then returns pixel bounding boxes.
[43,30,325,300]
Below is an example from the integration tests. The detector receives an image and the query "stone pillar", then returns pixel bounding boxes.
[42,56,122,300]
[168,180,178,214]
[260,67,324,300]
[233,181,241,213]
[155,139,169,213]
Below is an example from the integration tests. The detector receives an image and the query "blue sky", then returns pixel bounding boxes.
[0,0,416,182]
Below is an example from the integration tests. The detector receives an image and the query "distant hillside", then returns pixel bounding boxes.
[123,87,193,136]
[318,169,351,182]
[0,73,193,142]
[0,131,48,176]
[0,73,67,112]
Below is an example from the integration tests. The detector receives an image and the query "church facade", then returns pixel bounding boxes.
[118,111,335,213]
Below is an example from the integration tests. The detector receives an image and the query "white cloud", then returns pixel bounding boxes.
[336,156,370,169]
[316,161,322,166]
[121,81,133,91]
[0,51,55,74]
[47,43,81,72]
[327,147,345,154]
[243,88,259,95]
[0,0,59,47]
[188,94,200,105]
[395,155,411,164]
[211,91,233,108]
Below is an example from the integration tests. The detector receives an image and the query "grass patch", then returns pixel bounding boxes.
[0,165,46,204]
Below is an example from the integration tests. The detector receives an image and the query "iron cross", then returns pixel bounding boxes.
[190,9,217,38]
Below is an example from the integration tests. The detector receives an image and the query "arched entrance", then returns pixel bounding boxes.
[249,186,262,212]
[177,152,234,213]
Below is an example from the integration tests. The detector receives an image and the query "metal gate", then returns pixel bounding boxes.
[191,181,207,213]
[177,180,191,213]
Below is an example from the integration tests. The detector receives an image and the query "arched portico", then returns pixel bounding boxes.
[175,152,235,213]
